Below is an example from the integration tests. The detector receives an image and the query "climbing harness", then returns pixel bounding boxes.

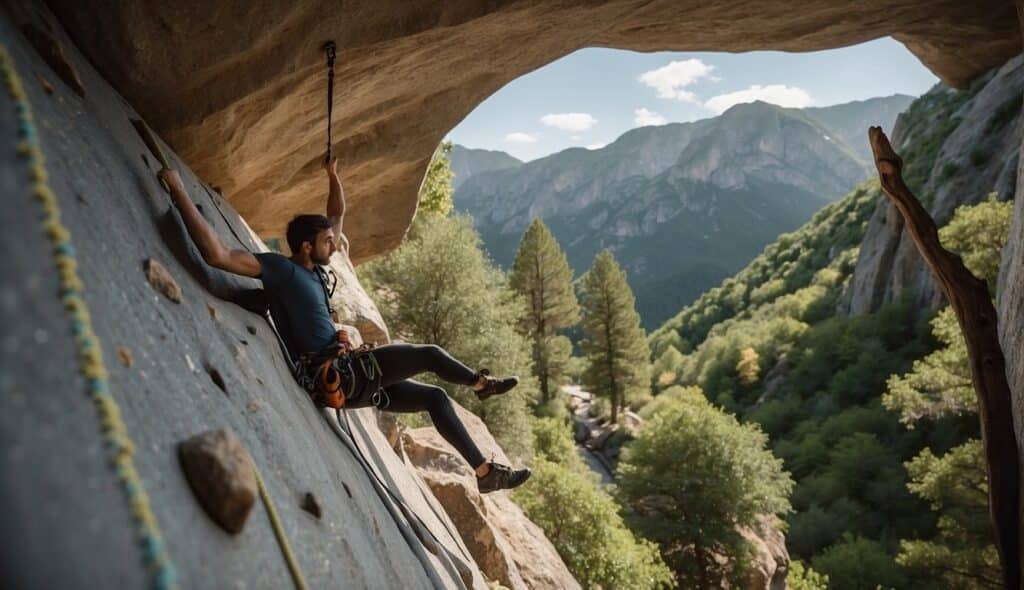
[323,40,336,164]
[1,40,178,589]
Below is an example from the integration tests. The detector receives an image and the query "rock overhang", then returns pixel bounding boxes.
[45,0,1020,263]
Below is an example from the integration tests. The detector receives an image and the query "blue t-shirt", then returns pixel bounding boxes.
[256,253,337,360]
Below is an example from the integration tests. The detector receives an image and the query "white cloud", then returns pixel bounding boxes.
[586,142,606,150]
[638,59,714,102]
[704,84,814,114]
[540,112,598,132]
[634,107,667,126]
[505,132,538,143]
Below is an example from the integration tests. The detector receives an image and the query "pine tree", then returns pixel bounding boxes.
[578,250,650,424]
[509,218,580,405]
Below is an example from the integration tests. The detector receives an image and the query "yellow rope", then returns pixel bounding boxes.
[0,40,177,588]
[253,465,309,590]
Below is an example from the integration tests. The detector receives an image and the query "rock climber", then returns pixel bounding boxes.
[158,159,531,494]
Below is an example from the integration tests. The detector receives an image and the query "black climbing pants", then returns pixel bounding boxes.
[345,343,486,468]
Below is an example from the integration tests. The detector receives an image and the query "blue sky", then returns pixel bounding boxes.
[448,38,939,161]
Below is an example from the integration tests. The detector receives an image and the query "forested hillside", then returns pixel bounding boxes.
[648,58,1022,589]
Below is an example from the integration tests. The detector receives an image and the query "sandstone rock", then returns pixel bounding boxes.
[178,428,257,535]
[47,1,1019,262]
[403,403,581,590]
[739,516,790,590]
[144,258,182,303]
[327,250,390,344]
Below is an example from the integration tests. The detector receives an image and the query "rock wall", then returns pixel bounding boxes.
[0,6,554,588]
[44,0,1019,263]
[845,55,1024,316]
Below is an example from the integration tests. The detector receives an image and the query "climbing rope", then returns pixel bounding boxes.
[253,464,309,590]
[0,41,178,589]
[324,41,336,164]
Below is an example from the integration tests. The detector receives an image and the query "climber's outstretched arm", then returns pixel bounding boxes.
[323,157,349,253]
[159,168,261,278]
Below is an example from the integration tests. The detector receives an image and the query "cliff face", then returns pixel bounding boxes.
[844,55,1024,316]
[44,0,1019,263]
[0,7,570,588]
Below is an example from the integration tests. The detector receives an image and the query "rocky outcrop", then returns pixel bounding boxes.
[44,0,1019,262]
[402,404,581,590]
[738,516,790,590]
[845,55,1024,316]
[0,7,496,586]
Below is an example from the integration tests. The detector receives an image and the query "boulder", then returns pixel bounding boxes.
[739,516,790,590]
[403,403,581,590]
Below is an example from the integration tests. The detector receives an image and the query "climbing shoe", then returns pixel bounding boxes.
[474,368,519,401]
[477,462,531,494]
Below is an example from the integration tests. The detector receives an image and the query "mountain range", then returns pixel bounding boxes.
[451,94,914,328]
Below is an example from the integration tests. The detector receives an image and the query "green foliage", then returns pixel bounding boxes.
[884,307,973,425]
[985,91,1022,134]
[786,560,830,590]
[638,385,708,420]
[510,219,580,404]
[618,399,793,589]
[652,345,684,388]
[937,194,1014,291]
[418,141,454,217]
[810,535,907,590]
[649,180,878,357]
[897,442,1000,589]
[736,347,761,387]
[532,417,584,471]
[513,458,673,590]
[579,250,651,424]
[360,214,536,458]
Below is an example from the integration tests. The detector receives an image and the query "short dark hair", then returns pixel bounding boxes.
[286,214,332,254]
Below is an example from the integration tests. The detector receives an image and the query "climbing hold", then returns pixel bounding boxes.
[205,364,227,395]
[144,258,182,303]
[300,492,321,519]
[247,401,260,412]
[206,303,217,320]
[178,428,256,535]
[117,346,133,367]
[34,72,52,95]
[246,325,258,336]
[19,24,85,97]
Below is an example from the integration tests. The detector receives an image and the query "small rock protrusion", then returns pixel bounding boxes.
[341,482,352,498]
[144,258,182,303]
[178,428,257,535]
[206,364,228,395]
[20,24,85,97]
[246,325,258,336]
[35,72,53,94]
[301,492,322,519]
[247,401,261,412]
[207,303,218,320]
[116,346,133,367]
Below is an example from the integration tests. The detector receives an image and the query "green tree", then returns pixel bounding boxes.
[937,194,1013,291]
[509,219,580,406]
[579,250,651,424]
[896,441,1000,589]
[617,398,793,588]
[417,141,454,217]
[736,347,761,387]
[879,196,1012,589]
[810,535,907,590]
[652,345,684,388]
[362,214,536,457]
[515,420,673,589]
[786,560,830,590]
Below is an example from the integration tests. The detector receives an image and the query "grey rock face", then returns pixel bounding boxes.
[845,55,1024,316]
[0,8,484,588]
